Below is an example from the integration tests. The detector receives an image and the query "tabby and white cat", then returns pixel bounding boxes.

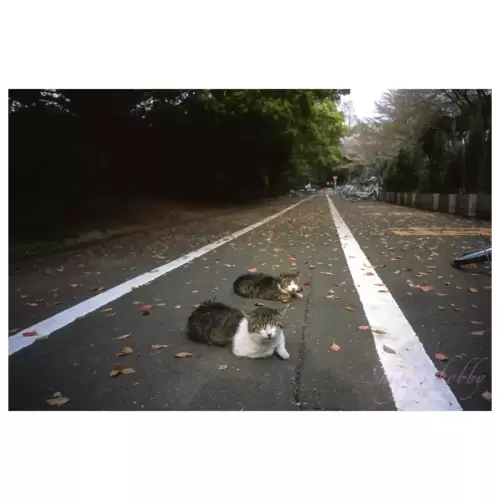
[233,270,303,302]
[186,299,290,359]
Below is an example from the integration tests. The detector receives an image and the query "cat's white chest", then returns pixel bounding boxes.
[232,318,278,359]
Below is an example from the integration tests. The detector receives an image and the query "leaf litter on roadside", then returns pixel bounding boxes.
[329,343,341,352]
[113,333,132,340]
[175,352,194,358]
[434,353,449,361]
[151,344,169,350]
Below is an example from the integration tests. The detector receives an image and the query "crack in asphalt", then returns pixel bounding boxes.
[292,271,313,410]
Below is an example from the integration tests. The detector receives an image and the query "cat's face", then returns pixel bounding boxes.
[279,271,302,293]
[247,306,287,340]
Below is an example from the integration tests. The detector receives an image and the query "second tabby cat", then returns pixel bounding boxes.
[233,270,303,302]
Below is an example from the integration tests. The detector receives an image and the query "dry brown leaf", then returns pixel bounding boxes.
[438,306,446,310]
[218,364,228,371]
[470,320,482,325]
[9,328,20,334]
[45,395,70,407]
[140,305,152,314]
[481,391,492,402]
[185,281,192,285]
[175,352,194,358]
[470,331,485,336]
[469,288,478,293]
[247,268,258,272]
[101,308,114,313]
[419,285,434,292]
[109,365,123,377]
[470,304,478,309]
[113,333,132,340]
[151,344,169,350]
[344,306,355,312]
[22,331,38,337]
[117,346,134,357]
[329,343,341,352]
[357,325,370,330]
[121,368,136,375]
[434,353,449,361]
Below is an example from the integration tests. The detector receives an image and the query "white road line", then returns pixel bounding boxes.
[9,196,312,356]
[326,195,462,411]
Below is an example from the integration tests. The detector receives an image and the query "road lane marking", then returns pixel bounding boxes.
[327,195,462,411]
[9,196,313,356]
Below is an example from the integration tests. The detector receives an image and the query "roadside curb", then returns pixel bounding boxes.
[382,192,491,221]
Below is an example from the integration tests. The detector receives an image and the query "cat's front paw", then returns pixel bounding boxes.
[277,349,290,360]
[294,292,304,299]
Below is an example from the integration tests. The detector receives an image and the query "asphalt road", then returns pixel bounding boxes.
[8,193,492,411]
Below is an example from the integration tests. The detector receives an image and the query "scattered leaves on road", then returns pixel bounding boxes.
[468,288,478,293]
[247,268,258,272]
[218,364,228,371]
[117,346,134,357]
[418,285,434,292]
[113,333,132,340]
[140,305,152,315]
[329,343,341,352]
[45,393,70,407]
[175,305,181,309]
[481,391,492,402]
[175,352,194,358]
[9,328,20,334]
[357,325,370,331]
[344,306,355,312]
[109,365,136,377]
[470,331,485,336]
[434,353,449,361]
[22,331,38,337]
[101,308,114,313]
[151,344,169,350]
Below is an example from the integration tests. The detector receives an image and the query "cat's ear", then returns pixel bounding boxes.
[293,269,300,276]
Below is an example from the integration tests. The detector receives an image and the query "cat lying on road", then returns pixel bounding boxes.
[186,299,290,359]
[232,270,303,302]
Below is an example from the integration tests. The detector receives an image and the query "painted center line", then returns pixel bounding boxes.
[9,196,312,356]
[326,195,462,411]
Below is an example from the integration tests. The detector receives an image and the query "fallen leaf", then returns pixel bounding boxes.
[91,286,105,292]
[453,307,463,311]
[438,306,446,310]
[247,268,258,272]
[151,344,169,350]
[365,272,374,276]
[113,333,132,340]
[108,365,135,377]
[419,285,434,292]
[469,288,478,293]
[45,395,70,407]
[175,352,194,358]
[185,281,192,285]
[25,303,39,307]
[224,264,233,267]
[140,305,152,314]
[303,281,312,286]
[329,343,341,352]
[117,346,134,357]
[175,305,181,309]
[357,325,370,330]
[434,353,449,361]
[22,331,38,337]
[435,370,448,379]
[470,320,482,325]
[192,304,200,308]
[470,304,478,309]
[101,308,114,313]
[344,306,355,312]
[481,391,492,402]
[218,364,228,371]
[470,331,485,336]
[255,302,264,306]
[9,328,20,334]
[383,344,396,354]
